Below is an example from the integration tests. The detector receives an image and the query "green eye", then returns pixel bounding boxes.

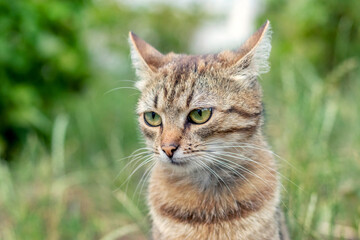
[144,112,162,127]
[188,108,212,124]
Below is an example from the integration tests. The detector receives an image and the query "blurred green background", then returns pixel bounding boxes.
[0,0,359,239]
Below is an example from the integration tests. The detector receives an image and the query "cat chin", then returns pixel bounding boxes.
[158,157,202,174]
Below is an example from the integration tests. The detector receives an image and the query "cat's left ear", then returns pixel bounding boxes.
[223,20,272,82]
[129,32,166,89]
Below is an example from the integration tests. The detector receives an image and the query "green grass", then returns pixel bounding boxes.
[0,78,150,239]
[264,58,360,239]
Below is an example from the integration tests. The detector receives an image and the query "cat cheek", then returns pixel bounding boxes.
[141,127,157,140]
[193,128,213,140]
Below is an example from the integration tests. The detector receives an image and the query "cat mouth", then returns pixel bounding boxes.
[168,158,188,166]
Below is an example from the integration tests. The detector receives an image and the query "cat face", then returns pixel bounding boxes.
[130,21,271,173]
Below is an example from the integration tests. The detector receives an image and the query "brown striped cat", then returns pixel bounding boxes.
[129,20,289,240]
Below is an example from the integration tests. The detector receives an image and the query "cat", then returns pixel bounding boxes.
[128,20,289,240]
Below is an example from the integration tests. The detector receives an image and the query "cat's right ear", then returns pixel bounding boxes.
[129,32,165,89]
[220,20,272,84]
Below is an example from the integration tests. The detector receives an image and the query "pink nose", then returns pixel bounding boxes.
[161,144,178,158]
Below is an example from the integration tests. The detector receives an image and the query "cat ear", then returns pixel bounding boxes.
[225,20,272,82]
[129,32,165,85]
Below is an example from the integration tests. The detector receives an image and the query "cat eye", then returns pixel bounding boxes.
[188,108,212,124]
[144,111,162,127]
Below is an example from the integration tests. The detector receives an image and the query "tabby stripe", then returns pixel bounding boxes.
[142,128,156,139]
[175,84,185,99]
[221,106,262,118]
[157,185,274,224]
[168,74,181,103]
[186,81,196,107]
[153,94,158,108]
[173,74,181,87]
[163,85,168,98]
[168,88,176,103]
[193,61,198,73]
[213,125,258,135]
[238,58,251,70]
[196,124,258,139]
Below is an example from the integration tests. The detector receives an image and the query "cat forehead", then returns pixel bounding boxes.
[136,56,213,111]
[159,54,235,74]
[136,54,261,114]
[137,76,218,114]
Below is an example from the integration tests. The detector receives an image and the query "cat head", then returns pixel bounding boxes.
[129,21,272,174]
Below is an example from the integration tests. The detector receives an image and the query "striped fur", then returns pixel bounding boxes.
[129,20,289,240]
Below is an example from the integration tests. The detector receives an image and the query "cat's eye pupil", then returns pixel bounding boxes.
[144,111,162,127]
[188,108,212,124]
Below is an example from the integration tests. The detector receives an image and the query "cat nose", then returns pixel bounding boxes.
[161,144,179,158]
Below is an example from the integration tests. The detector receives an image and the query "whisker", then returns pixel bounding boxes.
[113,79,137,83]
[114,147,154,186]
[203,141,299,172]
[197,158,237,201]
[213,152,287,193]
[213,151,278,178]
[205,153,273,187]
[202,154,265,200]
[117,148,153,162]
[203,152,289,209]
[115,153,152,181]
[121,157,155,191]
[134,161,157,203]
[199,140,300,187]
[221,151,297,192]
[213,149,300,191]
[201,156,251,186]
[104,86,140,95]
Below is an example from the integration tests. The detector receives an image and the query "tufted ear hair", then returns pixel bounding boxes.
[219,20,272,83]
[129,32,166,89]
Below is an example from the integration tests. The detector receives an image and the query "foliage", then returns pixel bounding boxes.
[263,0,360,70]
[0,0,91,159]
